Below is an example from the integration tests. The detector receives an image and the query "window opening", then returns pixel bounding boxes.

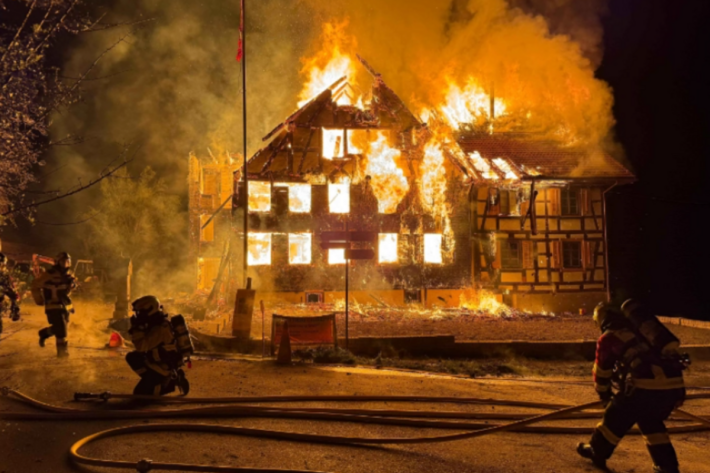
[561,188,580,215]
[328,248,346,265]
[328,181,350,213]
[249,181,271,212]
[248,233,272,266]
[424,234,443,264]
[562,241,583,269]
[289,233,312,264]
[378,234,398,263]
[501,240,522,269]
[322,129,345,159]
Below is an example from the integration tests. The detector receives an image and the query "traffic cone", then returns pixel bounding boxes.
[107,331,124,349]
[276,321,292,364]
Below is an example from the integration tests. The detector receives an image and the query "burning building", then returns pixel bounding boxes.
[188,54,633,314]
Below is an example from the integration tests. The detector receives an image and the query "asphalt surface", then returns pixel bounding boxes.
[1,303,709,473]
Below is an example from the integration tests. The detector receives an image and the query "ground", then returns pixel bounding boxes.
[1,302,709,473]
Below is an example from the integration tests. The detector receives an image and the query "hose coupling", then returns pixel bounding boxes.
[136,458,153,472]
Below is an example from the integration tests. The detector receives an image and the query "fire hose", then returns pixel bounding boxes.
[2,388,710,473]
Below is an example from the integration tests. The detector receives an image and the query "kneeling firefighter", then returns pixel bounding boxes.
[577,299,689,473]
[126,295,192,396]
[33,252,77,357]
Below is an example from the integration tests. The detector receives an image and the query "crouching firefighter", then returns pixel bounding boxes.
[0,253,21,334]
[126,296,192,396]
[33,252,77,357]
[577,299,689,473]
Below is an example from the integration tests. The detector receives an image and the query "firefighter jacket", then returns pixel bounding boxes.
[129,313,180,376]
[33,266,76,312]
[0,267,18,302]
[593,327,685,397]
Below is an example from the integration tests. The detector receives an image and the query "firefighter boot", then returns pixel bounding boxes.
[56,339,69,358]
[38,328,52,347]
[577,443,607,470]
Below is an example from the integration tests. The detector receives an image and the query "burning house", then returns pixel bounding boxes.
[189,55,634,314]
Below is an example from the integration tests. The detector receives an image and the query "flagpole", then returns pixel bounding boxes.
[241,0,248,287]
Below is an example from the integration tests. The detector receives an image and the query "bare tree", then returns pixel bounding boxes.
[0,0,141,224]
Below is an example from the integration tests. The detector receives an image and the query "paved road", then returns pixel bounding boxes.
[1,303,709,473]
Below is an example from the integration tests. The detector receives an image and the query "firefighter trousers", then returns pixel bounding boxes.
[40,309,70,340]
[125,351,174,396]
[590,387,684,471]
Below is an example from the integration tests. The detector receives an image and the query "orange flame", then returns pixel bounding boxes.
[438,78,506,130]
[364,131,409,214]
[298,22,360,108]
[459,288,512,317]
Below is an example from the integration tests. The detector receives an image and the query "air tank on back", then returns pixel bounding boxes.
[621,299,680,356]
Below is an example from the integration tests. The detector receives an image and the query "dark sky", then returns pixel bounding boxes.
[599,0,710,318]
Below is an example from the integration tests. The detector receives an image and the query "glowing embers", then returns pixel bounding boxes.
[469,151,499,180]
[274,183,311,213]
[424,234,443,264]
[420,141,448,214]
[328,180,350,213]
[439,78,506,130]
[365,131,409,214]
[328,248,346,265]
[247,233,271,266]
[248,181,271,212]
[378,234,398,264]
[322,129,345,159]
[492,158,519,180]
[289,233,312,265]
[459,288,512,317]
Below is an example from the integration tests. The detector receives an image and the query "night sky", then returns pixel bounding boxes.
[599,0,709,319]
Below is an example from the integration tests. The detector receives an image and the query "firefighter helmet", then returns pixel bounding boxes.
[132,295,162,317]
[55,252,71,269]
[593,302,623,332]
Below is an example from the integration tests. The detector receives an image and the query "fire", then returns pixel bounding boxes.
[249,181,271,211]
[378,233,398,263]
[492,157,519,180]
[420,140,454,260]
[364,131,409,214]
[439,78,506,130]
[298,22,360,108]
[469,151,499,180]
[289,233,311,265]
[423,233,443,264]
[248,233,271,266]
[328,177,350,213]
[322,128,345,159]
[459,288,512,317]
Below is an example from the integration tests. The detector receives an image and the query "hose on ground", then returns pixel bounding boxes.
[2,387,710,473]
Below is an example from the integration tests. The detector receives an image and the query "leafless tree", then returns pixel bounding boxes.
[0,0,143,224]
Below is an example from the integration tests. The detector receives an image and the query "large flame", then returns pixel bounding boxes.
[364,131,409,214]
[459,288,512,317]
[439,78,506,130]
[298,22,360,108]
[420,140,454,260]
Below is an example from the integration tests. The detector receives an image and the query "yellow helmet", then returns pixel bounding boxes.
[132,295,162,317]
[593,302,612,331]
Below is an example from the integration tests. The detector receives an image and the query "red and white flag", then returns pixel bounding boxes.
[236,0,244,62]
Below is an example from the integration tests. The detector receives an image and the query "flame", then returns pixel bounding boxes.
[248,181,271,211]
[289,233,312,265]
[492,157,519,180]
[322,128,345,159]
[378,233,398,263]
[328,178,350,213]
[420,140,454,262]
[439,78,506,130]
[423,233,443,264]
[469,151,499,180]
[364,131,409,214]
[274,183,312,212]
[328,248,346,265]
[298,22,360,108]
[459,288,512,317]
[248,233,271,266]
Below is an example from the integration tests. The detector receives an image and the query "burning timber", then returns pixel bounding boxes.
[188,57,634,315]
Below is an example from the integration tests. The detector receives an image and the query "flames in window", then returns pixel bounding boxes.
[424,234,443,264]
[328,248,346,265]
[248,233,271,266]
[322,128,345,159]
[378,234,398,264]
[365,131,409,214]
[289,233,312,265]
[275,183,311,213]
[328,179,350,213]
[249,181,271,212]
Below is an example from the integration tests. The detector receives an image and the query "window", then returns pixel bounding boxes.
[378,234,398,263]
[289,233,311,264]
[274,183,311,213]
[328,182,350,213]
[328,248,346,265]
[201,169,220,195]
[501,240,522,269]
[561,188,580,215]
[249,181,271,212]
[247,233,271,266]
[199,215,214,242]
[347,129,369,155]
[562,241,583,269]
[404,288,422,304]
[322,128,345,159]
[424,234,443,264]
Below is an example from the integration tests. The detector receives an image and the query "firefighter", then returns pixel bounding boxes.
[0,253,21,334]
[35,252,77,357]
[126,295,186,396]
[577,300,686,473]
